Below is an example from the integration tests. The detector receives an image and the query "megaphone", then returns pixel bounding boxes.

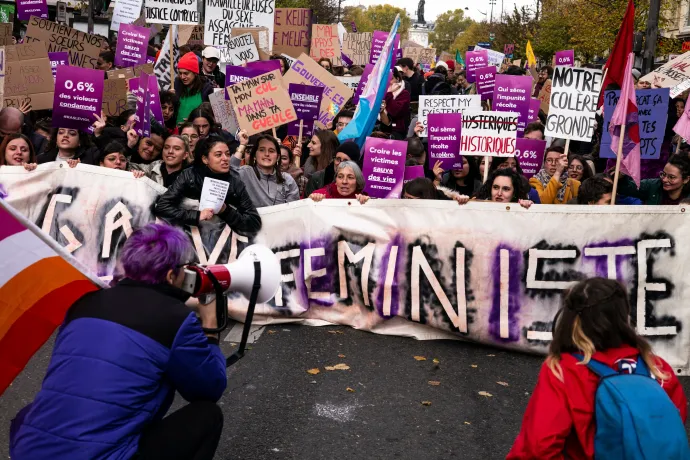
[181,244,281,334]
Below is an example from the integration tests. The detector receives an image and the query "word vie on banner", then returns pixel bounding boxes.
[1,165,690,373]
[544,66,603,142]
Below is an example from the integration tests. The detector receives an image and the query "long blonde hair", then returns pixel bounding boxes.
[546,278,668,382]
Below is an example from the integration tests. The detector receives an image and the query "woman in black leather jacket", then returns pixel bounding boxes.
[154,135,262,236]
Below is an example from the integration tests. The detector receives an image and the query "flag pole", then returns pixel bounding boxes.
[296,120,303,168]
[610,103,629,206]
[483,156,491,183]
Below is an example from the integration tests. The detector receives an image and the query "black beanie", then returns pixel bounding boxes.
[336,140,361,164]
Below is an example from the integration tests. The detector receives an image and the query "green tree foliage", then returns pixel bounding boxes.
[342,5,411,38]
[449,21,492,56]
[428,9,473,52]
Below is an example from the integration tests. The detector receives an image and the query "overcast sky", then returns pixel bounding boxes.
[349,0,539,22]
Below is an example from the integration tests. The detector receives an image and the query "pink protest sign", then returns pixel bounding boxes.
[403,166,424,184]
[52,66,104,131]
[554,50,574,67]
[362,137,407,199]
[476,66,496,101]
[465,49,488,84]
[427,112,462,171]
[515,138,546,178]
[528,98,541,123]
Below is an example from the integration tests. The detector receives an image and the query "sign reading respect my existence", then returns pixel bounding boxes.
[418,95,481,137]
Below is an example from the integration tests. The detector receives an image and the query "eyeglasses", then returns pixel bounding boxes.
[545,158,559,165]
[182,133,200,140]
[660,171,680,181]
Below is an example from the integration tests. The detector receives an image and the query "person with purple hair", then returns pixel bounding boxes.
[10,223,227,460]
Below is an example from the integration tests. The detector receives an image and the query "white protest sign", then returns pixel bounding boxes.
[204,0,276,49]
[336,75,361,91]
[144,0,198,24]
[544,66,603,142]
[209,90,239,133]
[475,45,505,70]
[281,53,296,69]
[418,95,481,137]
[199,177,230,212]
[461,110,519,157]
[218,33,259,65]
[640,52,690,98]
[111,0,144,31]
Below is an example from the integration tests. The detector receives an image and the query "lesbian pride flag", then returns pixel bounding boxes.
[0,197,105,396]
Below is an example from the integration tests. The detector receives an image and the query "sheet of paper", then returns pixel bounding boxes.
[199,177,229,213]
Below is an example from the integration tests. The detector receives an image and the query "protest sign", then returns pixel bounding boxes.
[639,52,690,97]
[17,0,47,21]
[428,113,462,171]
[514,138,546,178]
[504,43,515,57]
[336,75,361,91]
[226,69,297,136]
[25,17,105,69]
[0,23,12,46]
[282,53,353,129]
[220,33,260,65]
[178,25,204,45]
[465,49,488,83]
[5,166,690,373]
[369,31,399,66]
[600,88,669,160]
[225,60,282,98]
[273,8,311,57]
[403,47,435,67]
[475,45,505,70]
[287,83,323,138]
[361,137,406,199]
[494,74,532,134]
[342,33,372,66]
[115,24,149,67]
[461,110,518,157]
[107,63,154,80]
[111,0,144,31]
[148,73,164,126]
[200,177,230,213]
[153,26,177,91]
[417,95,481,137]
[544,66,603,142]
[4,42,54,110]
[102,77,127,117]
[310,24,342,66]
[538,79,551,114]
[352,63,375,105]
[281,54,296,68]
[476,66,496,101]
[231,27,272,59]
[209,90,239,133]
[145,0,198,24]
[528,98,540,123]
[554,50,574,67]
[131,73,151,138]
[48,51,69,82]
[204,0,276,49]
[403,165,424,184]
[52,65,104,131]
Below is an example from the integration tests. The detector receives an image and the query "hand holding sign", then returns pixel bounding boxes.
[52,66,104,132]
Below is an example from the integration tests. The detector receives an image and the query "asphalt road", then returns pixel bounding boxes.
[3,324,690,460]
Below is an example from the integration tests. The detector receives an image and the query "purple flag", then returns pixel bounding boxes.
[48,52,69,82]
[427,113,462,171]
[225,60,282,99]
[403,165,424,184]
[341,51,353,67]
[17,0,47,20]
[494,74,532,135]
[361,137,406,199]
[52,66,104,132]
[554,50,575,67]
[287,84,324,138]
[476,67,496,101]
[115,24,150,67]
[515,138,546,178]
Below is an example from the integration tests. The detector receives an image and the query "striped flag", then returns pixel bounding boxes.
[0,198,105,396]
[337,15,400,147]
[609,53,641,187]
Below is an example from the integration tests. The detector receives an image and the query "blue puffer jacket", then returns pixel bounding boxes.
[9,279,227,460]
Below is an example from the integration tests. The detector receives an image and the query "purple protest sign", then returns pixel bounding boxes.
[554,50,575,67]
[494,74,532,135]
[353,64,374,105]
[369,31,400,66]
[341,51,353,67]
[528,98,541,123]
[148,74,164,126]
[146,56,155,64]
[403,165,424,184]
[48,52,69,82]
[465,49,488,83]
[115,24,149,68]
[287,84,324,138]
[225,60,282,99]
[362,137,406,199]
[17,0,47,20]
[427,113,462,171]
[131,74,151,138]
[52,66,104,132]
[515,139,546,178]
[476,66,496,101]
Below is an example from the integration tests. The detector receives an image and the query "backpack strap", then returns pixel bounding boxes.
[634,355,650,376]
[571,353,617,378]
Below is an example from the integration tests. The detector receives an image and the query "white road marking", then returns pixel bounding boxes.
[223,324,266,343]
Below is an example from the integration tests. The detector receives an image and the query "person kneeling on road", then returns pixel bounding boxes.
[10,223,227,460]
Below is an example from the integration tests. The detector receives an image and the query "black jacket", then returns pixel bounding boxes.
[202,67,226,89]
[305,161,335,197]
[36,146,100,164]
[155,165,262,236]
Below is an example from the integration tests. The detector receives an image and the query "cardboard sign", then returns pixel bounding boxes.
[145,0,198,24]
[25,17,105,69]
[226,69,297,136]
[504,44,515,57]
[428,112,462,171]
[0,23,13,46]
[209,90,238,133]
[204,0,276,50]
[178,25,204,45]
[4,42,55,110]
[461,110,519,157]
[342,33,372,66]
[476,66,496,101]
[225,60,282,99]
[403,47,436,67]
[544,66,603,142]
[273,8,311,57]
[417,95,481,137]
[107,63,154,80]
[282,53,353,129]
[310,24,342,66]
[514,138,546,178]
[17,0,47,21]
[48,51,69,82]
[600,88,669,160]
[465,49,488,83]
[287,83,323,138]
[111,0,144,32]
[538,79,551,114]
[640,52,690,97]
[115,24,149,67]
[52,65,104,131]
[336,75,361,91]
[554,50,574,67]
[102,77,128,117]
[220,33,260,65]
[361,137,406,199]
[494,74,532,135]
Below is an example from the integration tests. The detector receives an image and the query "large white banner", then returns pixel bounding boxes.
[2,164,690,373]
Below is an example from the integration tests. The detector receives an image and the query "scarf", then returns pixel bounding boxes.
[534,168,569,202]
[323,182,358,199]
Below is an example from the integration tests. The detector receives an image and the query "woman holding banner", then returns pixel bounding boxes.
[36,128,99,167]
[0,134,37,171]
[309,161,369,204]
[455,168,533,208]
[529,147,580,205]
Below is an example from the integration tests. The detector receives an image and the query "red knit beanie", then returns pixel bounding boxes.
[445,60,455,72]
[178,52,199,74]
